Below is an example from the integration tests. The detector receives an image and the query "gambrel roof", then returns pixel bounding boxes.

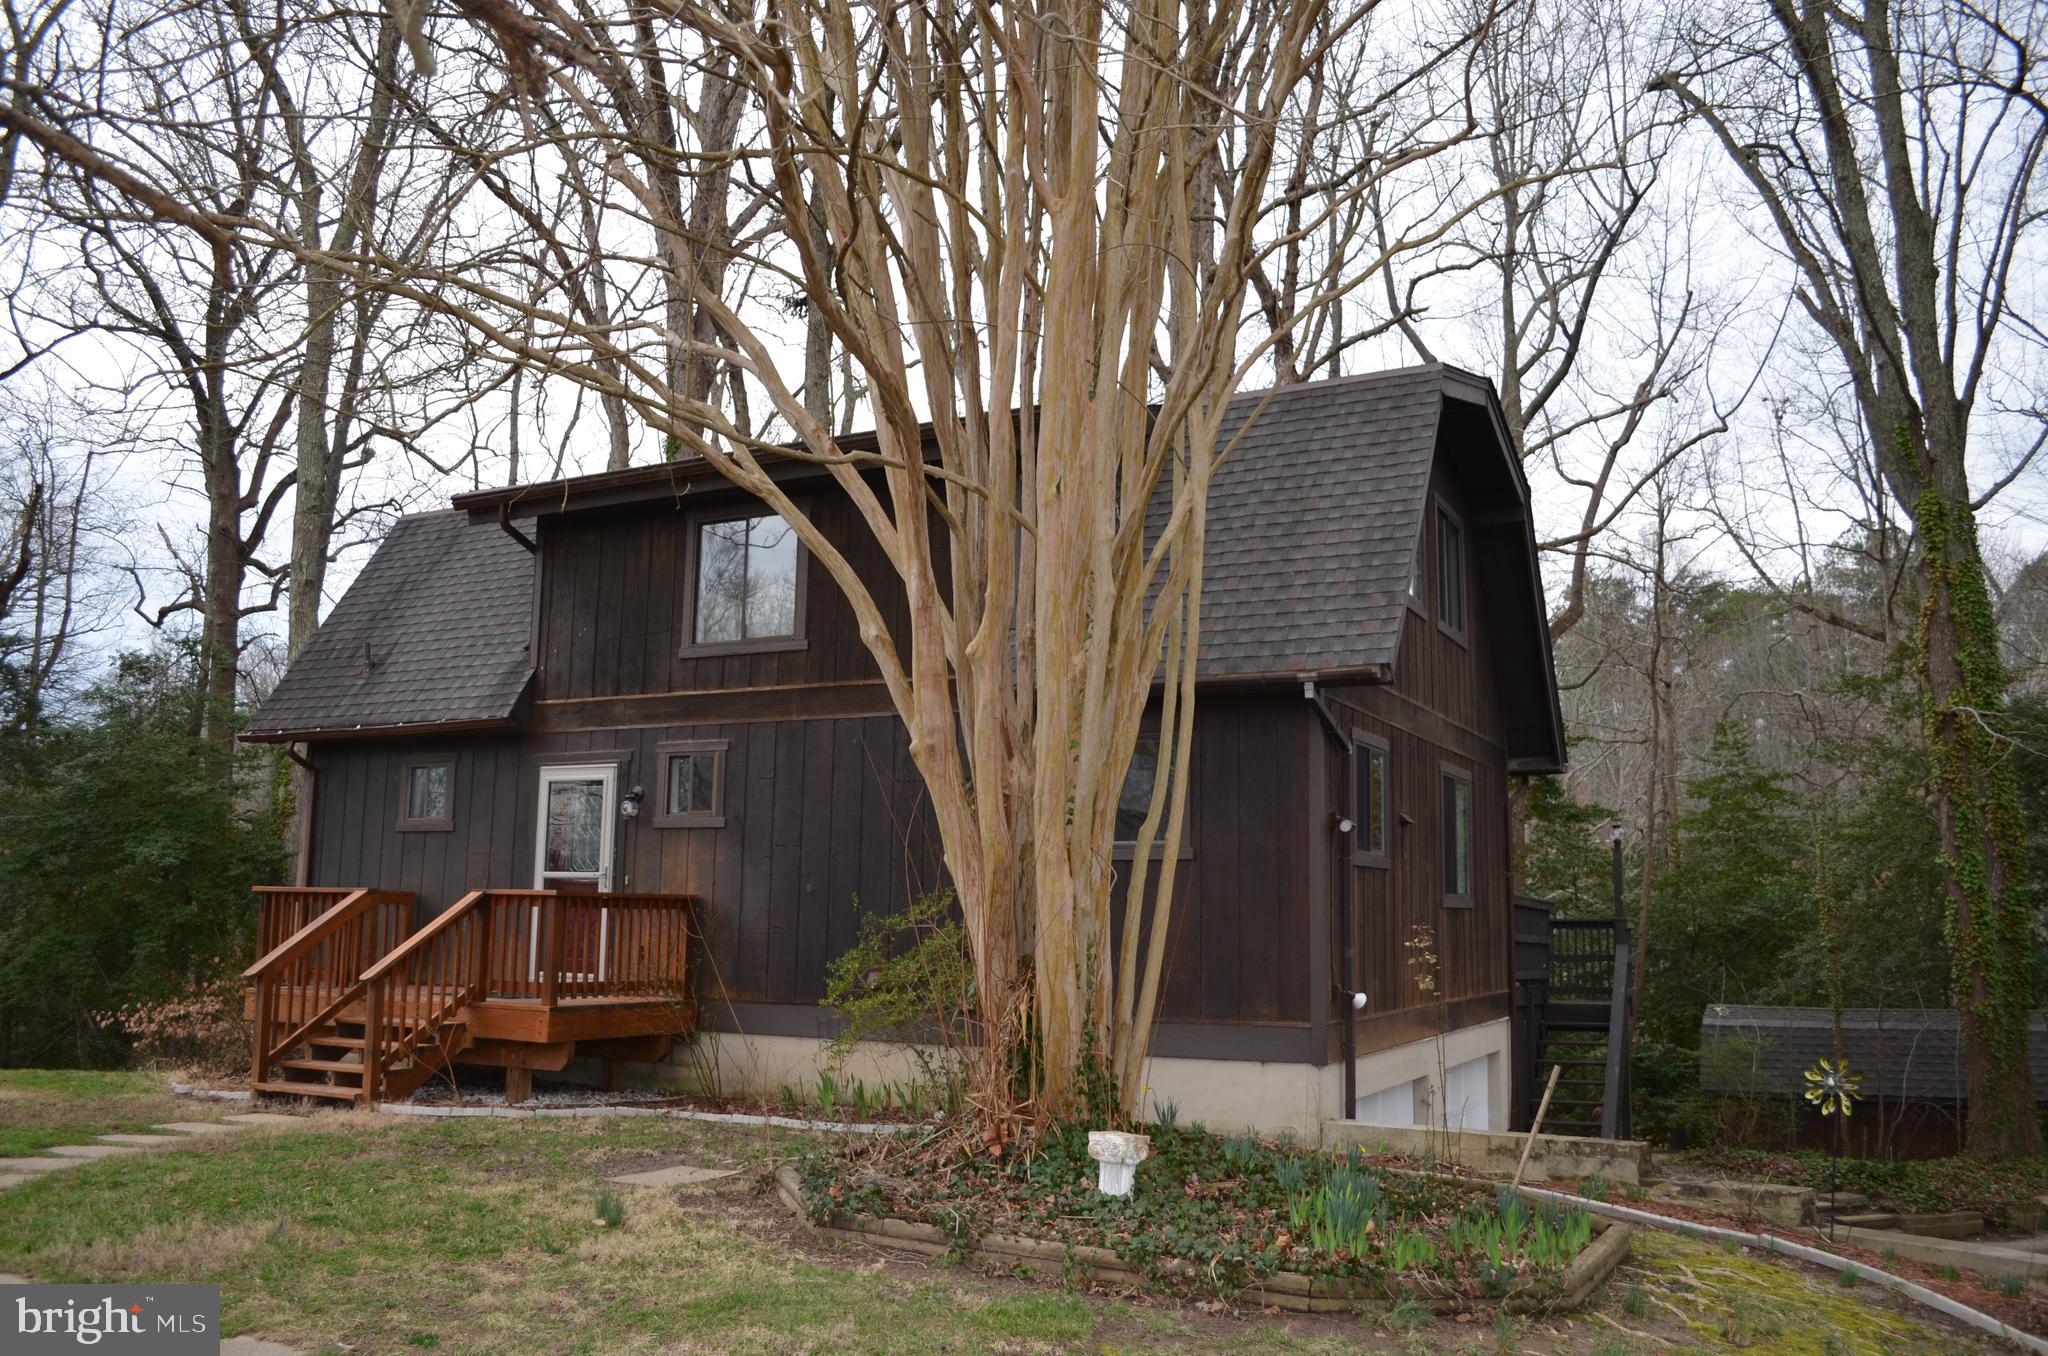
[249,364,1563,767]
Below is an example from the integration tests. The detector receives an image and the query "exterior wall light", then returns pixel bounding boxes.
[621,786,644,820]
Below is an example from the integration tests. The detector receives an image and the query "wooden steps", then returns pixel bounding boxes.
[245,886,699,1107]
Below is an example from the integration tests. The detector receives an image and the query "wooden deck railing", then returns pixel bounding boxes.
[1548,918,1619,1001]
[244,888,414,1086]
[357,890,698,1100]
[254,886,368,958]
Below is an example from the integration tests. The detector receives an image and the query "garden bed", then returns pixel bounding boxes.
[780,1122,1631,1314]
[1670,1148,2048,1233]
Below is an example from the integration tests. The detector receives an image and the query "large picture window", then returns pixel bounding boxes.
[398,758,454,832]
[1441,764,1473,905]
[687,512,802,650]
[1351,734,1388,867]
[1436,501,1466,640]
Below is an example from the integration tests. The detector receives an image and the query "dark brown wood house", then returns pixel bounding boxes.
[242,363,1564,1136]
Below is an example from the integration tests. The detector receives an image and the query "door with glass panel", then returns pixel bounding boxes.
[533,764,615,983]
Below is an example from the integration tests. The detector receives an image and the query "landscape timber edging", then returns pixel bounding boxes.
[373,1101,928,1135]
[771,1163,1631,1315]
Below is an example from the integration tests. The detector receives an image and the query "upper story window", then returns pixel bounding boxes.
[1406,520,1427,612]
[1441,763,1473,905]
[398,758,454,832]
[688,512,803,651]
[1435,502,1466,641]
[1351,733,1388,867]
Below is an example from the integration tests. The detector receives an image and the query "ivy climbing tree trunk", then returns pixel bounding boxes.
[1656,0,2043,1155]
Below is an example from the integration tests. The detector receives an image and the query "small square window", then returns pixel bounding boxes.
[1352,734,1388,867]
[653,740,726,827]
[398,759,454,832]
[1441,765,1473,905]
[1436,503,1467,640]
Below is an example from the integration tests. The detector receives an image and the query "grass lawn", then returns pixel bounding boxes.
[0,1072,2015,1354]
[0,1068,231,1156]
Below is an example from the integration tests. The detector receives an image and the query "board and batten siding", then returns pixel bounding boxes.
[303,694,1311,1029]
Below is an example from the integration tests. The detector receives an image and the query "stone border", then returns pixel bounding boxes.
[771,1163,1630,1315]
[169,1083,252,1102]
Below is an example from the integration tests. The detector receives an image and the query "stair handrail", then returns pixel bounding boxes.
[244,889,414,1087]
[244,888,373,981]
[359,890,504,1101]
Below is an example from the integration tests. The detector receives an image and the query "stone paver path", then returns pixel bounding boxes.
[606,1163,738,1188]
[0,1112,317,1195]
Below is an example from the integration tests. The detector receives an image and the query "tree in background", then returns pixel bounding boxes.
[0,644,281,1067]
[1516,774,1616,917]
[1655,0,2047,1155]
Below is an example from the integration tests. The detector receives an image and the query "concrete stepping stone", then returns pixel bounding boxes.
[0,1156,83,1173]
[150,1122,246,1135]
[221,1339,301,1355]
[223,1113,307,1127]
[606,1164,738,1188]
[45,1144,138,1159]
[0,1271,29,1283]
[0,1175,32,1191]
[98,1133,181,1146]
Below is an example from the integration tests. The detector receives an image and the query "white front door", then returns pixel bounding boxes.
[534,764,616,980]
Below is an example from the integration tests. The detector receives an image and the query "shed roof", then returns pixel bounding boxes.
[244,510,534,740]
[1699,1005,2048,1107]
[255,365,1562,763]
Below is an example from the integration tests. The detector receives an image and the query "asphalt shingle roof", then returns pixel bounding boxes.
[1195,365,1444,676]
[256,365,1556,755]
[246,510,533,738]
[1699,1005,2048,1106]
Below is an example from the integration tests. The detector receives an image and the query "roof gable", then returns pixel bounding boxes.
[246,510,534,739]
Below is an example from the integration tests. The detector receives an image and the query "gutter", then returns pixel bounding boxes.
[1302,679,1360,1120]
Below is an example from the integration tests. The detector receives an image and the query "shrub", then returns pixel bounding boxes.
[93,974,250,1076]
[822,888,974,1113]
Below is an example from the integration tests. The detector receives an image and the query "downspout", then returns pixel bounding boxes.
[285,743,317,887]
[1304,680,1359,1120]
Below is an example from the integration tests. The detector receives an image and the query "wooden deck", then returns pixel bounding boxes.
[243,886,699,1104]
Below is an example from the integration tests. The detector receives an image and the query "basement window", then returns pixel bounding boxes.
[1441,763,1473,906]
[398,758,454,832]
[654,739,727,828]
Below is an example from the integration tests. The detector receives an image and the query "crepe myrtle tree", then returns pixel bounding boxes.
[6,0,1538,1122]
[368,0,1526,1126]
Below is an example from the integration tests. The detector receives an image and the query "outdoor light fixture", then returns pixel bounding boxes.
[1337,817,1356,835]
[1350,991,1369,1011]
[1609,821,1623,844]
[621,786,644,820]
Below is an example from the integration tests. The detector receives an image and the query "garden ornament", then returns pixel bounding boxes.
[1086,1130,1151,1198]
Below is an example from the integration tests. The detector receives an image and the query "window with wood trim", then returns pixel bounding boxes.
[1112,730,1192,861]
[1406,518,1428,613]
[398,758,454,832]
[653,739,727,828]
[1351,733,1388,867]
[1440,764,1473,905]
[684,511,804,652]
[1435,502,1466,640]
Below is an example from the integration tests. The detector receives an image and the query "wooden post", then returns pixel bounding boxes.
[470,894,493,1004]
[1513,1065,1561,1190]
[539,895,564,1007]
[362,981,384,1105]
[505,1065,533,1105]
[249,978,272,1086]
[602,1060,625,1093]
[1600,939,1632,1141]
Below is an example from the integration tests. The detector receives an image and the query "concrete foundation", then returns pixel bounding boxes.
[588,1015,1514,1146]
[1323,1119,1649,1186]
